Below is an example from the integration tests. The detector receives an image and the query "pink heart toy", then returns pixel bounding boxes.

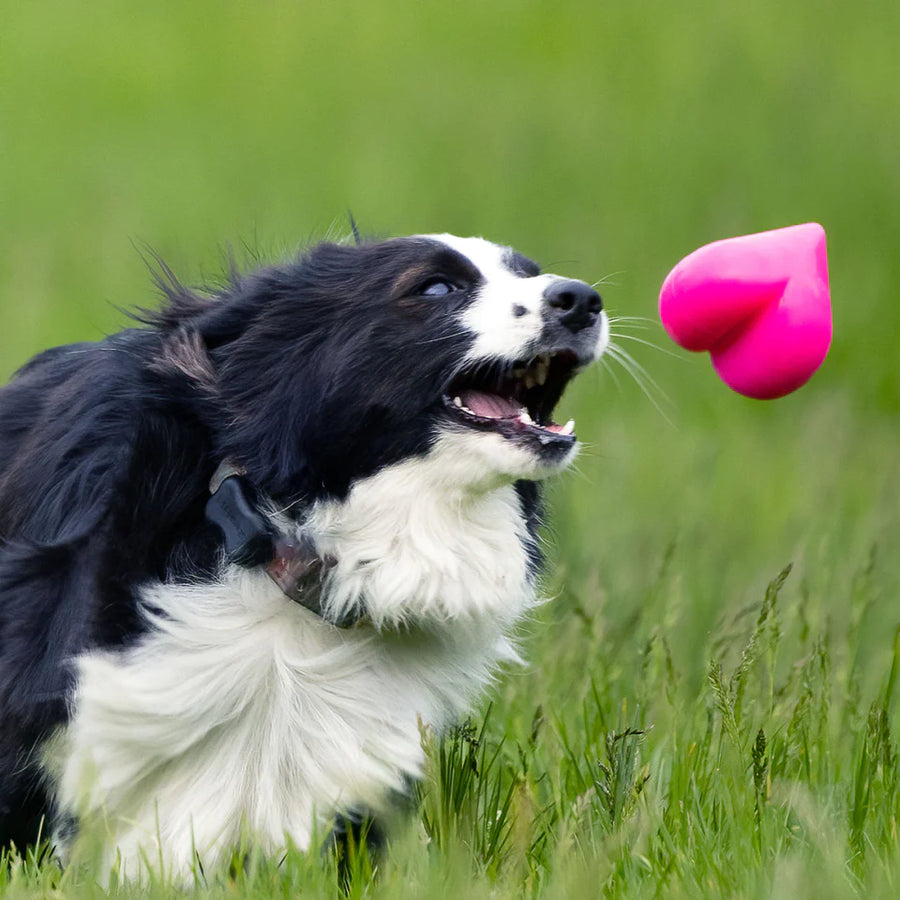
[658,223,832,399]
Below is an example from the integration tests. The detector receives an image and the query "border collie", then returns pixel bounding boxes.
[0,233,607,878]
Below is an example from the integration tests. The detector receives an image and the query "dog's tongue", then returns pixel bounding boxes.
[460,390,523,419]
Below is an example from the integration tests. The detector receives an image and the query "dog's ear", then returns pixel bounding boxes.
[151,329,218,395]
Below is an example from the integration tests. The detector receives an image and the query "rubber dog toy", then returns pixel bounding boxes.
[658,223,832,399]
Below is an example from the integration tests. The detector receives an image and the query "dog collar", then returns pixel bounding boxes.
[205,460,355,626]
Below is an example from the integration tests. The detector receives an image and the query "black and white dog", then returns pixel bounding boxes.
[0,233,607,877]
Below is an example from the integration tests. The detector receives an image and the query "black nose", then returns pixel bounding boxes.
[543,279,603,333]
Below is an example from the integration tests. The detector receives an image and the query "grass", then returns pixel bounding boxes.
[2,0,900,896]
[4,541,900,897]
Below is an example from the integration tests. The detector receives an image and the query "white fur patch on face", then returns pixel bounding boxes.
[427,234,553,360]
[426,233,609,364]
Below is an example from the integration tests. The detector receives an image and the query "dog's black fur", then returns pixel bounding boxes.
[0,237,552,851]
[0,234,603,864]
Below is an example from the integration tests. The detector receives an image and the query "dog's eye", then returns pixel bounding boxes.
[419,278,457,298]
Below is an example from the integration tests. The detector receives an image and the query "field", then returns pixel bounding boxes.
[2,1,899,896]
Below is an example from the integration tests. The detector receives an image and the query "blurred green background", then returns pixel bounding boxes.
[2,0,899,738]
[0,0,900,898]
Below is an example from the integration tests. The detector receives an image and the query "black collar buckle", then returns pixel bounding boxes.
[205,461,350,625]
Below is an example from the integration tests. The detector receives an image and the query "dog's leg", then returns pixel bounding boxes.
[326,809,386,890]
[0,764,52,854]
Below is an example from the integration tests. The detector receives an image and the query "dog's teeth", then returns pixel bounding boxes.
[520,410,533,425]
[453,396,464,407]
[524,373,536,390]
[561,419,575,435]
[535,361,549,386]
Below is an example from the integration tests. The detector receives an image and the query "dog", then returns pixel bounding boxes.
[0,233,607,878]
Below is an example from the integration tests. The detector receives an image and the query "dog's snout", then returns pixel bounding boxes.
[543,279,603,333]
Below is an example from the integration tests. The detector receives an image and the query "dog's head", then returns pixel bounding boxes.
[190,234,607,501]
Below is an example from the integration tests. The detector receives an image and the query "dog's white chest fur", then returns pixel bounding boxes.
[53,448,534,878]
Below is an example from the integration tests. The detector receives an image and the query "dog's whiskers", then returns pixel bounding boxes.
[599,355,624,393]
[607,314,657,324]
[605,314,659,332]
[590,271,626,289]
[610,332,684,360]
[604,342,676,427]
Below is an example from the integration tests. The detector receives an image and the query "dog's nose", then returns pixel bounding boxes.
[543,279,603,333]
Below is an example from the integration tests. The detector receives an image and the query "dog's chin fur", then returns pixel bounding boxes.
[0,233,607,880]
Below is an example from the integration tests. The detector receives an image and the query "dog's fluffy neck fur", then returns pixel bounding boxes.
[308,432,540,629]
[54,440,537,878]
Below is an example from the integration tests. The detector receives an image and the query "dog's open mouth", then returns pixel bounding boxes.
[442,350,583,447]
